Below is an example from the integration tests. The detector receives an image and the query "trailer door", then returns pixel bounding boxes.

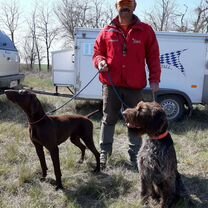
[75,39,102,100]
[52,50,76,87]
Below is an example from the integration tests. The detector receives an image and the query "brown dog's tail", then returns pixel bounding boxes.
[86,109,100,118]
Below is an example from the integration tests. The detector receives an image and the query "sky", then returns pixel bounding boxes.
[0,0,201,29]
[0,0,203,61]
[137,0,199,15]
[138,0,199,10]
[10,0,201,32]
[15,0,200,12]
[2,0,200,17]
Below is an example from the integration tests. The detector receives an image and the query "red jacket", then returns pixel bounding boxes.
[93,15,161,89]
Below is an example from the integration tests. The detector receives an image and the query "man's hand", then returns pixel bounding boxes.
[150,82,159,93]
[98,60,108,72]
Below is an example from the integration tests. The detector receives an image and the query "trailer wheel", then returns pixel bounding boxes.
[157,95,185,122]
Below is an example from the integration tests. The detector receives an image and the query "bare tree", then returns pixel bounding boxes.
[0,0,20,42]
[24,7,44,71]
[144,0,177,31]
[22,35,37,70]
[191,0,208,32]
[37,4,59,72]
[54,0,115,45]
[173,5,189,32]
[103,4,115,26]
[54,0,90,43]
[145,0,208,33]
[87,0,115,28]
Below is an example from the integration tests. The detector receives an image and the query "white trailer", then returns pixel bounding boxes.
[52,27,208,121]
[0,31,24,92]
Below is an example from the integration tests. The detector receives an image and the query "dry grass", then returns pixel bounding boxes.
[0,72,207,208]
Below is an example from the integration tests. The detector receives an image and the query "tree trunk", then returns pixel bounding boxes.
[47,47,50,72]
[35,39,42,72]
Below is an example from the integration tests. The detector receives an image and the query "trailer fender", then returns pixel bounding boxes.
[157,89,193,121]
[143,88,193,121]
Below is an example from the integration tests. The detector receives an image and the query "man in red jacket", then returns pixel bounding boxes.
[93,0,161,170]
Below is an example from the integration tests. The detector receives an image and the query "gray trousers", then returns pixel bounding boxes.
[100,85,143,162]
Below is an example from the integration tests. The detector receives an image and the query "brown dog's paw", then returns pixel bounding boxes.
[55,184,64,191]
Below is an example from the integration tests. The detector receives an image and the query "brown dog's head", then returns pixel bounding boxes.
[122,101,168,137]
[4,89,42,115]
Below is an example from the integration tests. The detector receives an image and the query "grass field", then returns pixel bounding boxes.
[0,72,208,208]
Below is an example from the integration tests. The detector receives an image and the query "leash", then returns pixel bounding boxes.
[47,66,155,114]
[46,69,101,114]
[28,114,46,125]
[107,71,129,108]
[107,70,158,107]
[106,71,133,122]
[100,61,129,108]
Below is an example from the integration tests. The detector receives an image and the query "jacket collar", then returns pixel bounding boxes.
[109,14,143,31]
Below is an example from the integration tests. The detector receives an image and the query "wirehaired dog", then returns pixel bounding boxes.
[4,89,100,190]
[123,101,185,208]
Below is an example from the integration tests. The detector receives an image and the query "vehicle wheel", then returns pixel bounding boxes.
[157,95,185,122]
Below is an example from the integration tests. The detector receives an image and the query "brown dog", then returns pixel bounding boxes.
[123,101,185,208]
[5,89,100,190]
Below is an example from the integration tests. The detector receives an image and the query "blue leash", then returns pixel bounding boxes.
[47,69,130,115]
[107,71,129,108]
[47,70,101,114]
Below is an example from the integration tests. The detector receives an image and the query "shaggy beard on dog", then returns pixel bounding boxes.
[123,101,184,208]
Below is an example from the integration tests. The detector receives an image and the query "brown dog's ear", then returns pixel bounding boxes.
[136,101,150,117]
[148,109,168,136]
[136,101,144,112]
[135,102,143,118]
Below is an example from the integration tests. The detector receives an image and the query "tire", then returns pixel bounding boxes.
[157,95,185,122]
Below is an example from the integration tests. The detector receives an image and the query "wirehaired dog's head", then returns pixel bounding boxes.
[123,101,168,137]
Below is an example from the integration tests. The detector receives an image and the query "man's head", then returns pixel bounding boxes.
[115,0,137,15]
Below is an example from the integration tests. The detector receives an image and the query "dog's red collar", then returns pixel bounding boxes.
[151,131,169,140]
[29,114,46,125]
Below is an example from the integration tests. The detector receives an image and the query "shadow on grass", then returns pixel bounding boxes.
[75,100,103,121]
[0,95,102,124]
[168,106,208,134]
[181,174,208,208]
[42,171,208,208]
[62,172,133,208]
[109,159,208,208]
[0,94,56,124]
